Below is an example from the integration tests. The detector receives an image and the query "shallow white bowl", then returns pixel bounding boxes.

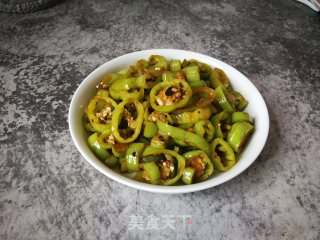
[69,49,269,194]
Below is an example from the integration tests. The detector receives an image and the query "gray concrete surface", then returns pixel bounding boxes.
[0,0,319,239]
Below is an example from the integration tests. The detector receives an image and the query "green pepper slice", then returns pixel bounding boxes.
[112,99,144,143]
[194,120,215,142]
[109,77,144,101]
[97,130,113,149]
[148,55,167,65]
[215,85,236,113]
[210,138,235,171]
[188,80,207,88]
[150,79,192,113]
[136,73,161,89]
[171,106,211,124]
[88,132,109,160]
[96,89,110,98]
[227,121,254,153]
[96,73,121,89]
[189,60,213,80]
[183,150,214,182]
[86,96,117,132]
[150,134,169,149]
[173,87,215,113]
[231,112,251,123]
[143,121,158,138]
[122,143,145,172]
[210,68,230,89]
[210,111,231,139]
[140,162,161,185]
[141,147,185,185]
[82,113,95,132]
[231,91,248,111]
[184,65,200,82]
[161,71,176,82]
[170,59,181,72]
[88,132,118,167]
[182,167,195,185]
[157,121,210,154]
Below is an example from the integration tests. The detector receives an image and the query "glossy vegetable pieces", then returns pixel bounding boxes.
[84,55,255,186]
[148,55,167,66]
[231,91,248,111]
[112,98,144,143]
[210,138,235,172]
[150,79,192,113]
[157,121,210,154]
[88,132,118,167]
[96,73,120,89]
[109,77,144,101]
[88,132,109,160]
[141,147,185,185]
[122,143,145,172]
[171,106,211,124]
[182,59,212,80]
[169,59,182,72]
[140,162,161,185]
[174,86,215,113]
[182,167,195,185]
[136,73,160,89]
[97,129,113,149]
[192,60,212,80]
[143,121,158,138]
[184,65,200,82]
[231,112,251,123]
[227,121,254,153]
[183,150,214,183]
[188,80,207,88]
[210,111,231,139]
[150,135,169,149]
[82,113,95,132]
[161,71,175,82]
[210,68,230,89]
[86,96,117,132]
[215,85,236,113]
[194,120,215,142]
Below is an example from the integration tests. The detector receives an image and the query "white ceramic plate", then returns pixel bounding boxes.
[68,49,269,194]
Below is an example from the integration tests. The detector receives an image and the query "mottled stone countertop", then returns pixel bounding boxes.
[0,0,319,239]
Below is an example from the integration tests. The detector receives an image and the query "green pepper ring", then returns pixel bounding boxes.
[150,79,192,113]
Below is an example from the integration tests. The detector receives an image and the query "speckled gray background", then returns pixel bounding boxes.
[0,0,319,239]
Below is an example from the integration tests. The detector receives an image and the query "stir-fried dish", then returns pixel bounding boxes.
[82,55,254,185]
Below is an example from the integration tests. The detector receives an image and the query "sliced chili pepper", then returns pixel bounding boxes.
[214,85,236,113]
[150,79,192,113]
[227,121,254,153]
[171,106,212,124]
[141,147,185,186]
[210,138,235,172]
[112,99,144,143]
[183,150,214,182]
[210,111,231,139]
[231,90,248,111]
[88,132,118,167]
[86,96,117,132]
[182,167,195,185]
[231,112,251,123]
[173,86,215,113]
[122,143,145,173]
[184,65,200,82]
[194,120,215,142]
[210,68,230,89]
[157,121,210,154]
[169,59,181,72]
